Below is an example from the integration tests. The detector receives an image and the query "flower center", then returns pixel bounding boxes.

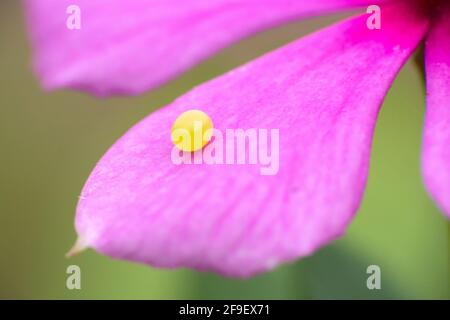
[417,0,448,15]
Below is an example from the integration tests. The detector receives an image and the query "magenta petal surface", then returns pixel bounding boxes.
[75,3,428,277]
[26,0,381,97]
[422,4,450,218]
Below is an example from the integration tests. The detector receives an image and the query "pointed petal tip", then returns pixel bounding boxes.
[65,237,89,258]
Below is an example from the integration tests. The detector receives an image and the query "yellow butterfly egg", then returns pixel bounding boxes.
[171,109,214,152]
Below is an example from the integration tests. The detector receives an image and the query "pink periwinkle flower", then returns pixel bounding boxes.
[25,0,450,277]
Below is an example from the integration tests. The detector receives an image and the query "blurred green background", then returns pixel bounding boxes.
[0,1,448,299]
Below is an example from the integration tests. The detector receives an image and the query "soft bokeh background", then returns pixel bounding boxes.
[0,1,448,299]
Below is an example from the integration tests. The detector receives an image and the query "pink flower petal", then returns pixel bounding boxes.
[26,0,382,97]
[75,3,428,277]
[422,3,450,218]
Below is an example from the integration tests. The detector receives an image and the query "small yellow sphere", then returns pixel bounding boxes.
[171,109,214,152]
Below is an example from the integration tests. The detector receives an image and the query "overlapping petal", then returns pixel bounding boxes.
[74,2,429,277]
[422,3,450,218]
[25,0,383,96]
